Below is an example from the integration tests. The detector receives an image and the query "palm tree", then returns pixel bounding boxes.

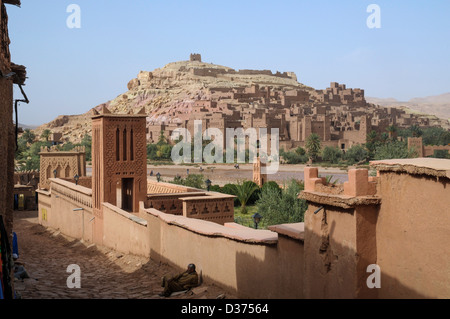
[232,180,260,215]
[305,133,322,162]
[22,129,36,144]
[41,129,52,141]
[366,130,379,159]
[367,130,378,144]
[386,125,397,139]
[410,125,423,138]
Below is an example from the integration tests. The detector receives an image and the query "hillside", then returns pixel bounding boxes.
[33,57,449,144]
[367,93,450,125]
[33,59,311,144]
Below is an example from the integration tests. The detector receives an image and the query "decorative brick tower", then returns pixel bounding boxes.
[253,156,267,187]
[91,106,147,244]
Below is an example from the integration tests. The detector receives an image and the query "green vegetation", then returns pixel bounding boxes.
[398,126,450,146]
[373,140,417,160]
[321,146,342,164]
[229,181,260,215]
[305,133,322,162]
[281,125,449,167]
[344,144,369,164]
[171,174,206,189]
[280,147,309,164]
[256,179,307,226]
[147,131,173,161]
[15,130,92,171]
[206,178,307,229]
[40,129,52,141]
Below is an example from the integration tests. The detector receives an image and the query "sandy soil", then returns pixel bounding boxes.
[87,163,350,186]
[145,163,350,186]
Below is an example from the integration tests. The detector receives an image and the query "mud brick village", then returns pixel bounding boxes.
[1,1,450,301]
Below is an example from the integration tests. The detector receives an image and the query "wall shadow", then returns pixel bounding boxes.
[234,209,431,299]
[13,211,236,299]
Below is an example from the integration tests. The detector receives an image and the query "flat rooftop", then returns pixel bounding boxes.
[370,158,450,179]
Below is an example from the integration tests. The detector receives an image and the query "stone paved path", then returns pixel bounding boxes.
[13,211,236,300]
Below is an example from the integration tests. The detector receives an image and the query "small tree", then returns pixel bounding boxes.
[305,133,321,162]
[321,146,342,164]
[80,134,92,161]
[410,125,423,138]
[41,129,52,141]
[365,130,379,159]
[256,179,307,226]
[22,129,36,144]
[261,181,282,197]
[295,147,306,156]
[232,180,260,215]
[344,145,369,164]
[386,125,398,140]
[183,174,205,189]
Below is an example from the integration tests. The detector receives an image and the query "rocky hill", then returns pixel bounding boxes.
[367,93,450,127]
[33,59,311,144]
[33,57,449,144]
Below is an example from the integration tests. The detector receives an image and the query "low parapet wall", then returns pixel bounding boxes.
[37,178,305,298]
[139,203,305,299]
[37,178,94,242]
[102,203,150,257]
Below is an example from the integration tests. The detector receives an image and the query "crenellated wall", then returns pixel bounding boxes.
[300,167,380,299]
[300,159,450,298]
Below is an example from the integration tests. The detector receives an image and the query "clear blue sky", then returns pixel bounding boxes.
[7,0,450,126]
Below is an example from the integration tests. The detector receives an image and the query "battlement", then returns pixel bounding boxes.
[303,167,378,202]
[190,53,202,62]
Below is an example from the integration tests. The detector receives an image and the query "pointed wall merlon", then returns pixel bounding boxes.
[343,169,378,197]
[304,167,326,192]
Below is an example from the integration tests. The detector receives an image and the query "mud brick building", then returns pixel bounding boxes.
[0,0,26,300]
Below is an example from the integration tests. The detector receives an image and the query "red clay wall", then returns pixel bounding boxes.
[375,171,450,298]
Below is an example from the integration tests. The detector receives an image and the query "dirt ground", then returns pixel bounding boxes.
[145,163,350,186]
[12,210,237,300]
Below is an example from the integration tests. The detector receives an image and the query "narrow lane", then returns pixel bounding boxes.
[13,211,235,299]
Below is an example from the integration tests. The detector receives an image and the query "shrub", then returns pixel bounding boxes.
[374,140,416,160]
[321,146,342,164]
[344,145,369,164]
[256,179,308,226]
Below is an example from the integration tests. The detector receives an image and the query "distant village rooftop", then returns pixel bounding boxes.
[370,158,450,179]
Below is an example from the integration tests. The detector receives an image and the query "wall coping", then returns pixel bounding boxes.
[147,180,203,194]
[370,158,450,180]
[36,188,51,196]
[142,205,278,245]
[300,191,381,209]
[49,178,92,196]
[180,192,236,201]
[147,192,207,198]
[268,223,305,242]
[103,202,148,226]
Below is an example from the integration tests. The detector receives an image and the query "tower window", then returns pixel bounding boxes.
[130,129,134,161]
[123,128,127,161]
[116,128,120,161]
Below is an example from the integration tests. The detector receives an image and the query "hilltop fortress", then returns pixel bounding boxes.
[35,54,445,150]
[143,54,435,152]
